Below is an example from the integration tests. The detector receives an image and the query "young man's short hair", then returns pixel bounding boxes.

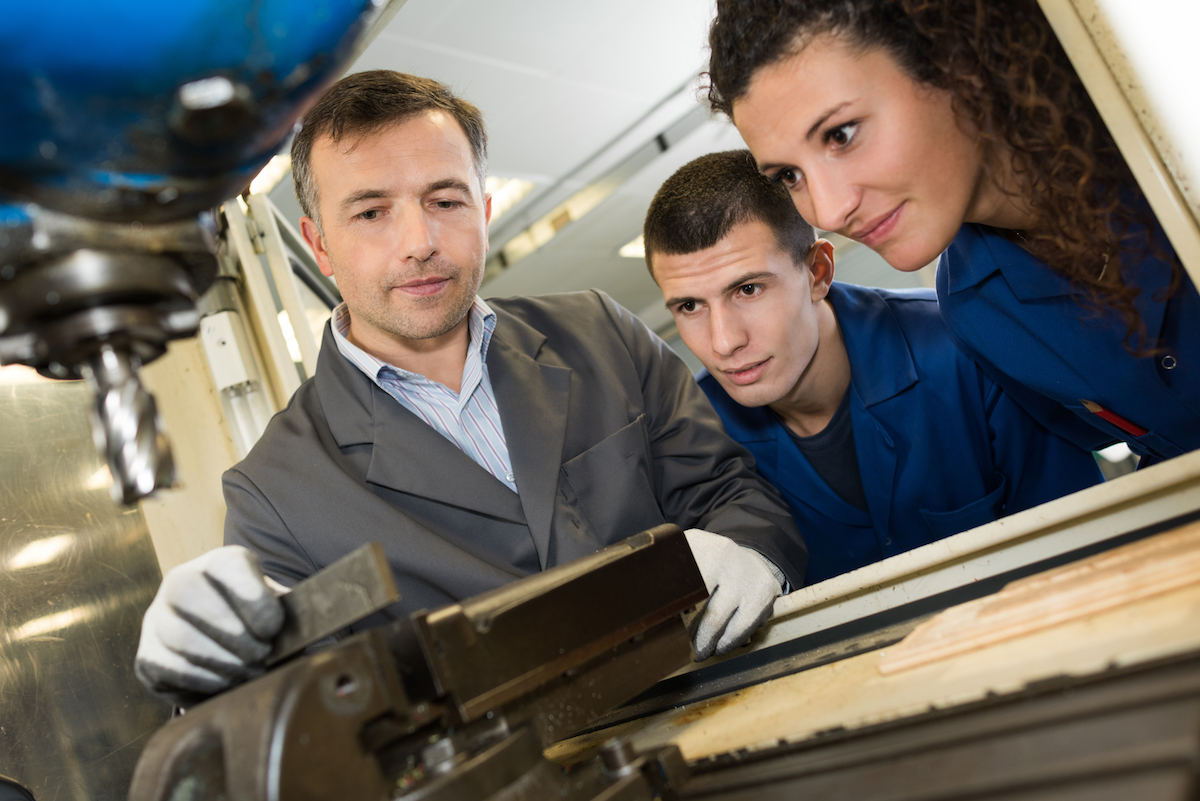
[291,70,488,230]
[643,149,816,278]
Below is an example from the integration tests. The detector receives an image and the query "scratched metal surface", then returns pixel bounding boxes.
[0,368,172,800]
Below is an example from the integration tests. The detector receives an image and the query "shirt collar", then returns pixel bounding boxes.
[330,296,497,385]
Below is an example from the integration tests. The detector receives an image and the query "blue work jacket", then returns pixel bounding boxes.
[937,224,1200,463]
[700,282,1103,585]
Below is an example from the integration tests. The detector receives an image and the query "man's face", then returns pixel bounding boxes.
[655,219,832,408]
[300,111,491,355]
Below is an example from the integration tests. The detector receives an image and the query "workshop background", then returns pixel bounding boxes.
[264,0,929,373]
[3,0,1198,798]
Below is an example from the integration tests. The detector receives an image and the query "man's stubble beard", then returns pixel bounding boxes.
[352,255,484,342]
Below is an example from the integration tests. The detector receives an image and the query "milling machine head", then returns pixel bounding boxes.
[0,0,393,503]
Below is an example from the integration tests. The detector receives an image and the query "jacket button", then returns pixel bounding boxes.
[1162,355,1177,370]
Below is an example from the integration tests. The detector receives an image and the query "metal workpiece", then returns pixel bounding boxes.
[415,523,707,725]
[129,525,708,801]
[500,616,695,746]
[268,542,402,666]
[0,374,172,801]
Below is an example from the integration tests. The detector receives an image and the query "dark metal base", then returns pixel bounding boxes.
[679,651,1200,800]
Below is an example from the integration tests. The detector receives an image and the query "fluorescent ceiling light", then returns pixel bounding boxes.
[619,235,645,259]
[493,180,615,267]
[485,176,535,227]
[485,105,708,279]
[250,154,292,196]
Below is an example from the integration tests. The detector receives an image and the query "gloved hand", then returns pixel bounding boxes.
[684,529,784,661]
[135,545,286,706]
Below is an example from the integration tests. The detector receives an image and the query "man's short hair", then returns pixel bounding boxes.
[643,150,816,278]
[291,70,488,229]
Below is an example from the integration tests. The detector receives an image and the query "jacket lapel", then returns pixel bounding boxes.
[827,284,913,543]
[849,393,898,549]
[487,308,572,569]
[773,423,872,526]
[314,324,527,522]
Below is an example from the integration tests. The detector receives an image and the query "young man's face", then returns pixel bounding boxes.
[300,111,491,356]
[655,219,832,408]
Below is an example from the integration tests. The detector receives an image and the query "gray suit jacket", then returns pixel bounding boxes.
[223,291,806,624]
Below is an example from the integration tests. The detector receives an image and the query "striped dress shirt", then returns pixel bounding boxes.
[329,298,518,493]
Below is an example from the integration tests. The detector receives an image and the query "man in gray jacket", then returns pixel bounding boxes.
[135,71,806,704]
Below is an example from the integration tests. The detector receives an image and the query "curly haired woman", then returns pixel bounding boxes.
[707,0,1199,465]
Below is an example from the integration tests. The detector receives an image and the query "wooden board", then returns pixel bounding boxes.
[879,518,1200,674]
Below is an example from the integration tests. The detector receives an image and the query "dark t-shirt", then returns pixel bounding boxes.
[781,389,868,511]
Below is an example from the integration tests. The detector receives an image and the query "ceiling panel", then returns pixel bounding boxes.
[354,0,712,180]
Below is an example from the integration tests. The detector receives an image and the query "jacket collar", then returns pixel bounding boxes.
[316,322,375,449]
[941,223,1172,341]
[943,224,1081,300]
[314,322,527,524]
[827,282,918,407]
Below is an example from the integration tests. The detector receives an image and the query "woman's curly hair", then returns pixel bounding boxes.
[707,0,1180,350]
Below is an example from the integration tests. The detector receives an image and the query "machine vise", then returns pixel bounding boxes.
[128,524,706,801]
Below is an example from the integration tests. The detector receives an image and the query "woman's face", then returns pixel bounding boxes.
[732,34,1003,272]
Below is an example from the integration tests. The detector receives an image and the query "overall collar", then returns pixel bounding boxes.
[941,223,1172,340]
[826,282,918,407]
[941,224,1076,299]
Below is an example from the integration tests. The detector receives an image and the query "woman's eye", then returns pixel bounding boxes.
[775,168,801,188]
[826,122,859,148]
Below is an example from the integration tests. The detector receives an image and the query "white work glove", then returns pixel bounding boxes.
[135,545,286,706]
[684,529,784,661]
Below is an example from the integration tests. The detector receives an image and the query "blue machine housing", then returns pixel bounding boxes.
[0,0,375,222]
